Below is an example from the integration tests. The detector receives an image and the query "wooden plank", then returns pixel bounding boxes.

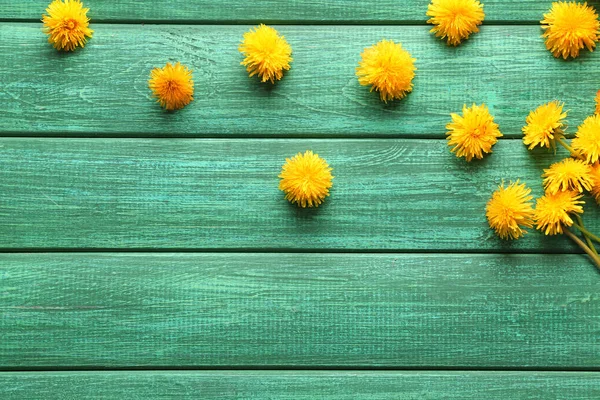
[1,24,598,137]
[1,253,598,368]
[0,0,548,23]
[1,371,599,399]
[1,138,598,251]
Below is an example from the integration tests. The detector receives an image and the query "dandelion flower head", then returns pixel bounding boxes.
[522,101,567,150]
[42,0,93,51]
[426,0,485,46]
[279,151,333,208]
[446,103,503,161]
[356,39,417,103]
[486,181,535,240]
[239,24,293,83]
[148,62,194,111]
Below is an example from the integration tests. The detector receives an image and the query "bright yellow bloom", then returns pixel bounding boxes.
[522,101,567,150]
[148,62,194,111]
[356,39,416,103]
[535,190,584,235]
[279,151,333,208]
[42,0,93,51]
[485,181,535,240]
[573,114,600,164]
[426,0,485,46]
[595,90,600,114]
[590,163,600,203]
[541,1,600,59]
[542,158,593,194]
[446,104,503,161]
[239,25,292,83]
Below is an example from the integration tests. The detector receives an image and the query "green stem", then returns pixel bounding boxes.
[564,228,600,271]
[574,215,599,256]
[557,137,575,154]
[572,222,600,244]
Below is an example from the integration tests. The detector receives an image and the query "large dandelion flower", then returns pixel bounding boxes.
[148,62,194,111]
[543,158,593,194]
[522,101,567,150]
[426,0,485,46]
[356,39,417,103]
[486,181,535,240]
[541,1,600,59]
[239,24,293,83]
[573,114,600,164]
[279,151,333,208]
[446,103,503,161]
[42,0,93,51]
[535,190,584,235]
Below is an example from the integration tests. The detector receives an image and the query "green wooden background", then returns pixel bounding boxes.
[0,1,599,398]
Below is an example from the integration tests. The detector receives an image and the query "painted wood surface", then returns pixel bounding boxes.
[1,371,600,399]
[1,253,598,369]
[0,0,549,23]
[2,138,599,251]
[1,24,598,137]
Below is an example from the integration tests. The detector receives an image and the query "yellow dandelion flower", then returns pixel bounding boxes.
[426,0,485,46]
[572,114,600,164]
[356,39,416,103]
[542,158,593,194]
[279,151,333,208]
[446,103,503,161]
[485,181,535,240]
[535,190,584,235]
[239,24,293,83]
[148,62,194,111]
[590,163,600,203]
[42,0,93,51]
[522,101,567,150]
[595,90,600,114]
[541,1,600,59]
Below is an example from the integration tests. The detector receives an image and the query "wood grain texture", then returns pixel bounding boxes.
[1,24,598,137]
[1,138,599,251]
[1,371,600,399]
[0,0,549,23]
[1,253,598,369]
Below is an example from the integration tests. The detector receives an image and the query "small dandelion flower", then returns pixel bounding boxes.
[542,158,593,194]
[239,24,293,83]
[590,163,600,203]
[356,39,416,103]
[522,101,567,150]
[279,151,333,208]
[446,103,503,161]
[541,1,600,59]
[486,181,535,240]
[572,114,600,164]
[595,90,600,114]
[426,0,485,46]
[535,190,584,235]
[42,0,93,51]
[148,62,194,111]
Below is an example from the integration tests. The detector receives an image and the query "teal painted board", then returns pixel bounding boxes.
[0,0,550,23]
[0,138,598,251]
[1,371,600,399]
[1,253,598,368]
[1,24,598,137]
